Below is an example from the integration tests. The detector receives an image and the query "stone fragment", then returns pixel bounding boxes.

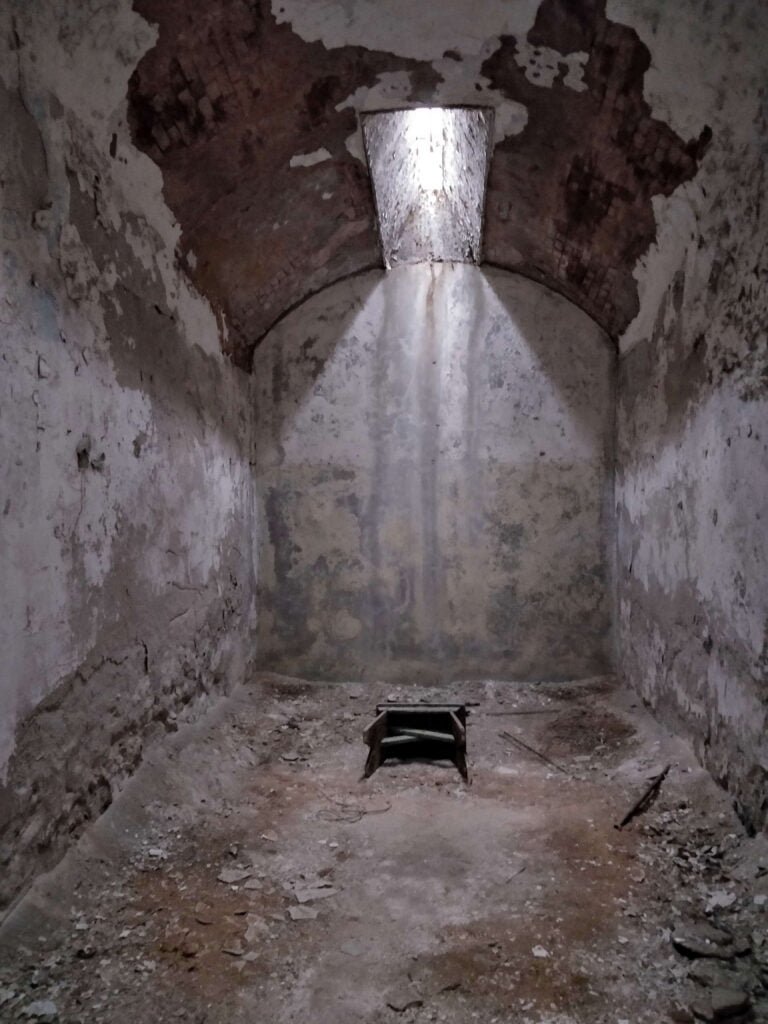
[221,942,244,956]
[668,1004,695,1023]
[688,961,734,988]
[672,924,734,959]
[293,885,339,904]
[532,945,550,958]
[689,999,713,1022]
[709,988,750,1019]
[217,867,252,884]
[22,1001,58,1020]
[705,890,737,913]
[244,915,269,942]
[194,902,214,925]
[288,905,318,921]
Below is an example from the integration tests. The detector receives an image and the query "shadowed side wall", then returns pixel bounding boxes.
[254,264,614,683]
[612,0,768,830]
[0,5,257,914]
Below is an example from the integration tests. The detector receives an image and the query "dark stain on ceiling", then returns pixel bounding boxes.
[128,0,710,370]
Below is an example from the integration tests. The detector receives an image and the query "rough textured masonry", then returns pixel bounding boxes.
[127,0,708,368]
[0,5,257,913]
[613,0,768,831]
[254,265,614,683]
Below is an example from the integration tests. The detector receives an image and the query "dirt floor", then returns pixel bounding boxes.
[0,674,766,1024]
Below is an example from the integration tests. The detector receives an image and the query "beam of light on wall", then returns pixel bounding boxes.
[362,107,493,268]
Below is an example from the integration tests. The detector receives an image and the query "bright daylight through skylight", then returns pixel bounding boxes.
[362,107,493,267]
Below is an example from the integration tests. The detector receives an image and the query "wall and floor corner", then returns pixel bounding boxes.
[0,5,258,910]
[610,3,768,833]
[0,0,766,925]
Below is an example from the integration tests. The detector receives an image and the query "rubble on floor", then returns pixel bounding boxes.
[0,674,765,1024]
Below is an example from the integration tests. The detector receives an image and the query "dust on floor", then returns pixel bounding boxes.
[0,674,766,1024]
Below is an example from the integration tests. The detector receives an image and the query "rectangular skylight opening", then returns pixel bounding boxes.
[361,106,494,268]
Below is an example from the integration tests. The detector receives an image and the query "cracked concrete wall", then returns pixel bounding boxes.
[254,264,614,683]
[0,3,257,914]
[613,1,768,828]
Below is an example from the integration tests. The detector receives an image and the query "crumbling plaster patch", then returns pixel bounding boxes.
[129,0,706,368]
[611,0,768,828]
[608,0,768,355]
[0,1,257,913]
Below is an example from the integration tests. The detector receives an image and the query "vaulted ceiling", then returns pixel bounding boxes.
[128,0,710,370]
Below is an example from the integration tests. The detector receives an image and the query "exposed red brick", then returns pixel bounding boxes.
[128,0,710,369]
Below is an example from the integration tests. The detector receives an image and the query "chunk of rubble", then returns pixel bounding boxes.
[710,989,751,1019]
[288,905,319,921]
[705,890,737,914]
[689,987,751,1021]
[217,867,252,884]
[244,914,269,942]
[293,884,339,904]
[672,923,740,960]
[21,1001,58,1020]
[668,1003,695,1022]
[194,902,214,925]
[688,961,736,988]
[221,942,245,956]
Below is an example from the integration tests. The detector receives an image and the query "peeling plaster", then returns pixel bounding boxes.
[271,0,543,61]
[613,0,768,827]
[0,0,257,912]
[129,0,709,368]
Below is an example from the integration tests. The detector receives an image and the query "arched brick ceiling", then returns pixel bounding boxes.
[128,0,710,370]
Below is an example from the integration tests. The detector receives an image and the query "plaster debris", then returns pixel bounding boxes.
[289,148,332,168]
[217,868,253,885]
[288,905,319,921]
[21,1001,58,1020]
[2,675,767,1022]
[293,885,339,904]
